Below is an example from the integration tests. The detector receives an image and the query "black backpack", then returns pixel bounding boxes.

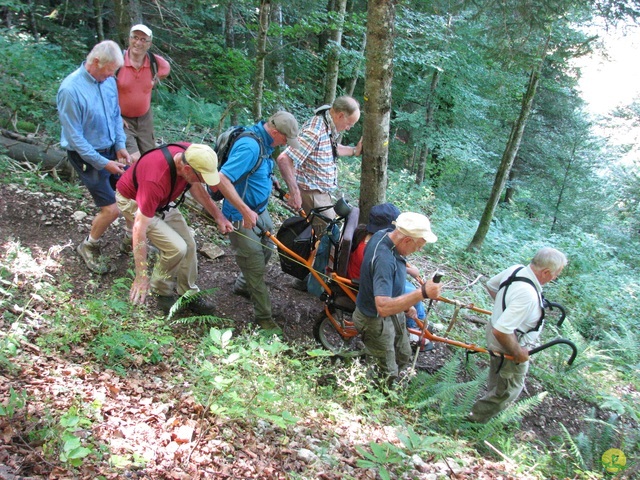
[207,126,266,201]
[276,216,316,280]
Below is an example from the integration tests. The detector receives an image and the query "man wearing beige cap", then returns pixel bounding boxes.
[218,112,300,330]
[116,143,253,314]
[117,24,170,161]
[353,212,442,386]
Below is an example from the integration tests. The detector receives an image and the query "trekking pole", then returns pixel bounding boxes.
[411,271,442,370]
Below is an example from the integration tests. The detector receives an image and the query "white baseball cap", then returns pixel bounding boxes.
[393,212,437,243]
[130,24,152,38]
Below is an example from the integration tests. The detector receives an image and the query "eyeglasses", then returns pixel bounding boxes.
[130,35,151,44]
[341,113,358,129]
[182,154,204,183]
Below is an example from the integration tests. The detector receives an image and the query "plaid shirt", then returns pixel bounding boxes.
[282,113,337,192]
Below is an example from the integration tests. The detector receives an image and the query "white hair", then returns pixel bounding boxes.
[86,40,124,69]
[531,247,567,273]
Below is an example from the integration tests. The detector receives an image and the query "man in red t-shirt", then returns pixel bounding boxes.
[116,143,257,314]
[117,24,171,161]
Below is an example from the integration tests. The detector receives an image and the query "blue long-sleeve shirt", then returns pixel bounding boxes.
[57,63,126,169]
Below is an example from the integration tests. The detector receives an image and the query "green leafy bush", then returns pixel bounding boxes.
[0,29,76,137]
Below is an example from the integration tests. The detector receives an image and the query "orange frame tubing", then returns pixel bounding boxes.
[263,230,332,297]
[265,229,517,361]
[326,272,516,361]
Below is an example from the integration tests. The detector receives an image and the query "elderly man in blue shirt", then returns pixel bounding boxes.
[57,40,131,274]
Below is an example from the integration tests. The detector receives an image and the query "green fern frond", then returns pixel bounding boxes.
[559,423,586,469]
[172,314,227,327]
[603,323,640,365]
[456,377,485,414]
[476,392,548,439]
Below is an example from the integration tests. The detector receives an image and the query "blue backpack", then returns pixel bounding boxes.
[307,224,341,298]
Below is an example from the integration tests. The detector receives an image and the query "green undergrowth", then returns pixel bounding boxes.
[1,157,639,478]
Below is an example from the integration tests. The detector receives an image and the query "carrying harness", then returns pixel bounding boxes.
[476,266,546,373]
[315,105,338,159]
[130,143,190,217]
[498,266,546,339]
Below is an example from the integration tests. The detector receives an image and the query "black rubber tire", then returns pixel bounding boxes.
[313,314,365,358]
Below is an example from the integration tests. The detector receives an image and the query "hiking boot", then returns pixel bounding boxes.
[77,240,109,274]
[156,294,178,314]
[255,317,282,333]
[232,284,251,299]
[120,236,159,257]
[187,295,216,316]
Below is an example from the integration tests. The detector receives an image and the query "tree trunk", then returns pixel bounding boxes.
[0,132,74,178]
[416,145,427,184]
[26,0,39,41]
[319,0,335,51]
[503,165,516,204]
[467,66,541,252]
[113,0,129,46]
[323,0,347,105]
[359,0,396,223]
[1,6,13,28]
[406,144,416,171]
[252,0,271,121]
[272,3,286,91]
[130,0,142,24]
[93,0,105,42]
[225,0,235,48]
[416,68,440,185]
[551,141,575,233]
[346,31,366,97]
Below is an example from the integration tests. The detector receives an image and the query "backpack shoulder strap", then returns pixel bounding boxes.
[157,144,191,213]
[315,107,338,159]
[497,266,545,334]
[131,143,189,213]
[230,131,270,211]
[229,131,267,182]
[147,51,158,81]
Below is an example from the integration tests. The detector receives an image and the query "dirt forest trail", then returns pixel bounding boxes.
[0,178,630,479]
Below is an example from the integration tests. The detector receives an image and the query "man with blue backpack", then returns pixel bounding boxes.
[218,111,300,331]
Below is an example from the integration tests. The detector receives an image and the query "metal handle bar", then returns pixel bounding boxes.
[528,338,577,365]
[543,300,567,327]
[434,295,492,316]
[271,183,351,223]
[271,183,305,216]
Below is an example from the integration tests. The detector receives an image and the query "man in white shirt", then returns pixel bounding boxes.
[469,247,568,423]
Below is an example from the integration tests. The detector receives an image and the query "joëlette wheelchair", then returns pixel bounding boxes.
[263,199,577,367]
